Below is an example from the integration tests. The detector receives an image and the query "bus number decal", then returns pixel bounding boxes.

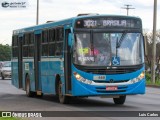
[94,75,106,80]
[84,20,97,28]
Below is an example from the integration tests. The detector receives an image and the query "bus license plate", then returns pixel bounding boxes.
[106,86,117,91]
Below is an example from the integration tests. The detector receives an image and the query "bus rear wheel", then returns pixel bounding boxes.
[58,81,69,104]
[1,73,4,80]
[113,95,126,105]
[26,75,35,97]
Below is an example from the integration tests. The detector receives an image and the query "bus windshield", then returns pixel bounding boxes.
[73,32,144,66]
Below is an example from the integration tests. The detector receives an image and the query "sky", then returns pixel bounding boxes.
[0,0,160,45]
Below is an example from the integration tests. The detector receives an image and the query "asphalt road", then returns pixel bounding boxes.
[0,78,160,120]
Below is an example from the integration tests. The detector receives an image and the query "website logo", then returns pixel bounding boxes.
[2,2,9,8]
[0,0,28,9]
[2,112,12,117]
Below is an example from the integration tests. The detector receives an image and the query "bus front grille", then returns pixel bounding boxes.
[84,68,137,74]
[74,64,143,75]
[93,80,129,83]
[96,90,126,93]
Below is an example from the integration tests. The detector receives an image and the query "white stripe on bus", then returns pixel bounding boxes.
[12,58,64,62]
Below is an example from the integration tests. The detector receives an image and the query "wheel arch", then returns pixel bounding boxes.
[25,73,29,90]
[55,74,61,95]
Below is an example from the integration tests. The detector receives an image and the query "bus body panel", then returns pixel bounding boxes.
[72,78,145,96]
[12,15,145,100]
[22,60,35,91]
[11,60,19,88]
[71,65,145,96]
[40,59,64,94]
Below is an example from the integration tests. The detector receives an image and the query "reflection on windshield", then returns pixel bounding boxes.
[73,33,144,66]
[93,33,111,65]
[4,62,11,67]
[116,33,144,65]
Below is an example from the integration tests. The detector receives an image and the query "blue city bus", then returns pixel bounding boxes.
[12,14,145,104]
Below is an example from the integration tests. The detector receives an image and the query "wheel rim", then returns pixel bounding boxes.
[58,82,63,101]
[26,79,30,95]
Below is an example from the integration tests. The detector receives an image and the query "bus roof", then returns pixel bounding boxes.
[13,14,141,35]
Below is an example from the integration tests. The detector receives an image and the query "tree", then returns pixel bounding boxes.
[144,30,160,79]
[0,44,11,61]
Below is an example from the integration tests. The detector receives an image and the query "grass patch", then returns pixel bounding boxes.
[0,118,21,120]
[146,72,160,86]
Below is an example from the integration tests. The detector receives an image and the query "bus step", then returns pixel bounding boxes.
[36,91,42,96]
[65,94,72,96]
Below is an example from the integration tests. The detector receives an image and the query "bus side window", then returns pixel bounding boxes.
[28,33,34,57]
[49,28,55,42]
[12,35,18,58]
[23,34,29,57]
[42,30,49,56]
[48,28,55,56]
[55,27,64,56]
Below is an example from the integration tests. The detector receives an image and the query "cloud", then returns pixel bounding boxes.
[0,0,160,45]
[42,0,53,3]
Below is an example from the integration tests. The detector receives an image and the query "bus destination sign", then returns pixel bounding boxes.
[84,20,127,27]
[75,18,141,29]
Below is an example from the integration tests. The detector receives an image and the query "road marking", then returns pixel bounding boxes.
[146,91,160,95]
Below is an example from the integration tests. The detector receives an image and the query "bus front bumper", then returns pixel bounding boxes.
[72,78,145,96]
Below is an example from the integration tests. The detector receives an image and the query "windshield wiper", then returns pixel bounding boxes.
[115,32,127,57]
[116,32,127,48]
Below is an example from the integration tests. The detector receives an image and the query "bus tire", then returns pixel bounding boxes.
[113,95,126,105]
[26,75,35,97]
[36,93,43,98]
[58,80,69,104]
[1,73,4,80]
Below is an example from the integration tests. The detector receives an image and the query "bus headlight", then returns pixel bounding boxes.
[131,71,145,84]
[73,72,92,85]
[75,73,81,80]
[138,71,145,79]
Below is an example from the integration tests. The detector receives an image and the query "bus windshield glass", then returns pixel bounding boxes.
[73,32,144,66]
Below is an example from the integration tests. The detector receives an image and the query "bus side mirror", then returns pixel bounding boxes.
[68,33,72,47]
[143,35,148,56]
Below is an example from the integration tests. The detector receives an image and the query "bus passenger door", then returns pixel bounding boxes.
[18,36,23,88]
[64,29,72,94]
[34,31,41,91]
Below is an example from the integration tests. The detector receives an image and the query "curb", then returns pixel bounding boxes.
[146,85,160,88]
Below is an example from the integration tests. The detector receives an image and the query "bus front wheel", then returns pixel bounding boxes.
[58,81,69,104]
[113,95,126,105]
[26,75,35,97]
